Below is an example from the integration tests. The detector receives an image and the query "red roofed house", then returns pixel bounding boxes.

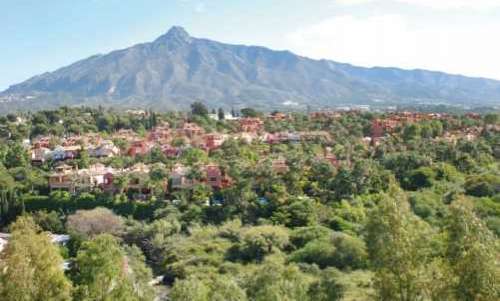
[371,119,399,138]
[127,140,153,157]
[203,133,226,151]
[31,147,51,165]
[183,123,204,138]
[205,164,232,189]
[239,117,263,132]
[161,144,183,158]
[33,136,52,148]
[149,123,171,142]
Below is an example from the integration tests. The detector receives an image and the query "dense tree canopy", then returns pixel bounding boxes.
[0,107,498,300]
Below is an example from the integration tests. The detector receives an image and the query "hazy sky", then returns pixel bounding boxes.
[2,0,500,90]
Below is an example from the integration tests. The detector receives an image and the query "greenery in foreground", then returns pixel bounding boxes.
[0,106,499,300]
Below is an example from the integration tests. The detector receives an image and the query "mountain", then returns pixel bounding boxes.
[2,26,500,113]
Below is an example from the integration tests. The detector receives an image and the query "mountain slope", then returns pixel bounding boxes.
[2,26,500,112]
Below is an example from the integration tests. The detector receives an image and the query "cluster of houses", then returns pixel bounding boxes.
[31,110,494,196]
[31,135,120,164]
[24,117,338,196]
[370,112,450,138]
[30,118,332,165]
[368,112,499,145]
[438,127,483,144]
[47,161,234,195]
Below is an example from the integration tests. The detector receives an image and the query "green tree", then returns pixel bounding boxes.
[73,234,152,301]
[169,277,210,301]
[123,245,156,301]
[464,174,500,197]
[237,225,290,261]
[217,107,225,120]
[308,267,345,301]
[171,274,247,301]
[78,147,90,169]
[4,142,29,168]
[445,198,500,301]
[365,191,433,301]
[244,259,311,301]
[0,216,72,301]
[271,197,318,228]
[289,238,336,268]
[330,232,368,270]
[405,166,436,190]
[32,210,64,233]
[402,124,421,141]
[484,113,499,125]
[240,107,259,118]
[113,174,130,194]
[191,102,209,117]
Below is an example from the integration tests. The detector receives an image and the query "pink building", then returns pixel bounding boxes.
[203,133,225,151]
[205,164,232,189]
[127,140,153,157]
[182,123,204,138]
[239,117,263,132]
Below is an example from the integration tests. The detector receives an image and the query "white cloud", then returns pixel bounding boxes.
[285,14,500,79]
[195,2,206,13]
[333,0,500,10]
[334,0,374,5]
[396,0,500,10]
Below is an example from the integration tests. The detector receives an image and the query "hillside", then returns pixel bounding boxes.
[2,26,500,112]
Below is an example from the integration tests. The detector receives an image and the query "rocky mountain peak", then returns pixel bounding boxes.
[154,26,192,44]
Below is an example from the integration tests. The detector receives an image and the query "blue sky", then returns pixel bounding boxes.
[2,0,500,90]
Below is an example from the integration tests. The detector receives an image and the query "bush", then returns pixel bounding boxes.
[330,232,368,269]
[405,167,436,190]
[290,225,333,249]
[32,210,64,233]
[465,174,500,197]
[289,239,336,268]
[271,197,318,227]
[66,207,124,238]
[236,225,289,262]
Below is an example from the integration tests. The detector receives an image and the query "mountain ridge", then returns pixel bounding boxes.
[2,26,500,113]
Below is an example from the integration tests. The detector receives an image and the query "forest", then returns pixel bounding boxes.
[0,104,499,301]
